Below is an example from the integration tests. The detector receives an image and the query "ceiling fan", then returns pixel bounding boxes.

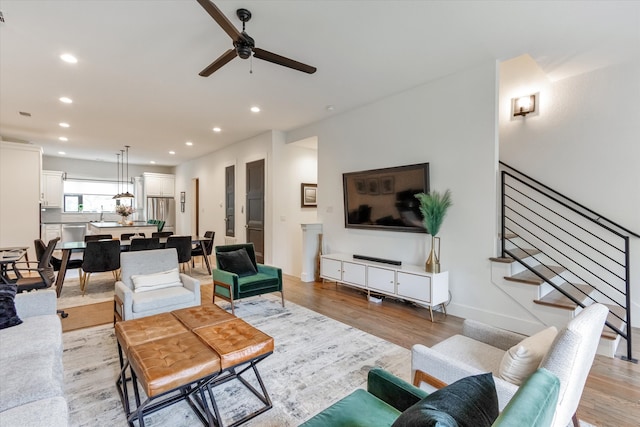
[196,0,317,76]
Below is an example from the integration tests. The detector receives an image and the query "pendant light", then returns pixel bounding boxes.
[120,145,134,199]
[112,152,122,199]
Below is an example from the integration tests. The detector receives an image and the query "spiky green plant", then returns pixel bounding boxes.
[415,189,452,236]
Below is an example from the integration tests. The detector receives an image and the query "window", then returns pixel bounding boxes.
[62,180,133,213]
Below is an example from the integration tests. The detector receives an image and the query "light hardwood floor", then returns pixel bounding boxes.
[64,274,640,426]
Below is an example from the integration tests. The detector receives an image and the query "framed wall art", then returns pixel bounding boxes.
[301,183,317,207]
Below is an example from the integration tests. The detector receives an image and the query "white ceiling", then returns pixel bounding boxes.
[1,1,638,166]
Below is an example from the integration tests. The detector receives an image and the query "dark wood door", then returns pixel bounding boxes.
[246,159,265,263]
[225,165,235,238]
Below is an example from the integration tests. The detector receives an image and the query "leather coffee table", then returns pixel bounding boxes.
[115,305,274,427]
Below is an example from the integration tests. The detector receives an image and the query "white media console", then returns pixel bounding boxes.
[320,253,449,322]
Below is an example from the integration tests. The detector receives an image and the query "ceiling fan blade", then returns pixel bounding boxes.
[253,48,317,74]
[196,0,243,42]
[199,49,238,77]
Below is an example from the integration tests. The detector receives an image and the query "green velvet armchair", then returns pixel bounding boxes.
[301,367,559,427]
[212,243,284,314]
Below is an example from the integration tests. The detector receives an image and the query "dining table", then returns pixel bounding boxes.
[54,236,212,297]
[0,246,28,284]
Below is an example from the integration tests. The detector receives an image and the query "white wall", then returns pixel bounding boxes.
[287,60,532,324]
[271,135,318,276]
[174,131,274,262]
[500,58,640,325]
[43,156,173,179]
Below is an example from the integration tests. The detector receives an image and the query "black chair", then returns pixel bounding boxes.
[151,231,173,238]
[80,240,121,295]
[191,231,215,273]
[165,236,192,273]
[121,233,145,241]
[13,238,59,293]
[129,237,161,252]
[85,234,113,242]
[35,238,83,279]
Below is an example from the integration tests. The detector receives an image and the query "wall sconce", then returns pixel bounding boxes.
[512,94,536,117]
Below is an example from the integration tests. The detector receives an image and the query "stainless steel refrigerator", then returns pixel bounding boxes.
[146,197,176,231]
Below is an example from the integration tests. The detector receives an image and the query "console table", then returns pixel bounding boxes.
[320,253,449,321]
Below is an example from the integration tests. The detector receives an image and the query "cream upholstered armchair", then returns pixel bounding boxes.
[114,248,200,321]
[411,303,608,427]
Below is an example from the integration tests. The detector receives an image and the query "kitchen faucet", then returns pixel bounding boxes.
[99,206,104,222]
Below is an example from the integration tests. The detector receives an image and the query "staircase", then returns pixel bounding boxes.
[491,163,638,362]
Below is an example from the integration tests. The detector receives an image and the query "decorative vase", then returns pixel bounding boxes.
[314,234,323,282]
[426,235,441,273]
[120,216,128,225]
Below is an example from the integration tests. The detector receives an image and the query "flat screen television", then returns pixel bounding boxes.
[343,163,429,233]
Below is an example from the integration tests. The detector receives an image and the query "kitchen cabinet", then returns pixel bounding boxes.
[41,170,64,207]
[42,224,62,243]
[143,173,175,197]
[0,142,41,262]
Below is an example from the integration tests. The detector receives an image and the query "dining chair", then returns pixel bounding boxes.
[129,237,161,252]
[13,238,59,293]
[85,234,113,242]
[80,240,121,295]
[121,233,146,241]
[151,231,173,238]
[35,238,82,278]
[191,231,215,271]
[165,235,192,274]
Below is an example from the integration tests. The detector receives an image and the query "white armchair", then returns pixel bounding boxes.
[412,303,608,427]
[114,249,201,321]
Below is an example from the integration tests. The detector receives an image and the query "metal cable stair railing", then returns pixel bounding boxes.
[499,162,638,363]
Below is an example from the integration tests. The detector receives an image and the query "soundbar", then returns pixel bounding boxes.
[353,254,402,266]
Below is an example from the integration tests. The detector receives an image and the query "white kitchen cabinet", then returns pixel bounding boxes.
[143,173,175,197]
[320,253,449,321]
[41,170,64,207]
[0,142,41,262]
[42,224,62,242]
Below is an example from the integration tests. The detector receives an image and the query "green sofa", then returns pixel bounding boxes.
[301,367,559,427]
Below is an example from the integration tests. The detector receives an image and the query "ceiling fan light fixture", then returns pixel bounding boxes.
[236,44,252,59]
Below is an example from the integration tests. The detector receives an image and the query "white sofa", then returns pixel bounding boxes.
[412,303,608,427]
[0,290,68,426]
[114,248,201,320]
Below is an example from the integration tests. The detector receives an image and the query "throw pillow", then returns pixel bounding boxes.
[131,268,182,293]
[392,373,499,427]
[0,283,23,329]
[499,326,557,385]
[216,248,258,277]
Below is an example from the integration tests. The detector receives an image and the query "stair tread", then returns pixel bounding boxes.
[505,265,566,285]
[534,283,593,310]
[601,304,627,340]
[504,248,541,260]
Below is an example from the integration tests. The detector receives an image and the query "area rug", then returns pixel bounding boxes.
[57,267,212,310]
[63,295,411,426]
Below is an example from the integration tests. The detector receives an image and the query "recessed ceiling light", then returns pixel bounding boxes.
[169,151,175,155]
[250,106,260,113]
[150,161,156,164]
[185,141,193,146]
[59,136,68,141]
[59,97,73,104]
[60,53,78,64]
[212,127,221,133]
[59,122,70,128]
[58,151,66,155]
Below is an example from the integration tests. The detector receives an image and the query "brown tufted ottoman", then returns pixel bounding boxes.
[114,305,274,427]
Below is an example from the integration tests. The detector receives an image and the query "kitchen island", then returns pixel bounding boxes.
[87,221,157,239]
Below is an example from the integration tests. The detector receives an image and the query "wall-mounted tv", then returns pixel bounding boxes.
[343,163,429,233]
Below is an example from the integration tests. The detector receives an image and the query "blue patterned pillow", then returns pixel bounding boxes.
[392,373,499,427]
[0,283,23,329]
